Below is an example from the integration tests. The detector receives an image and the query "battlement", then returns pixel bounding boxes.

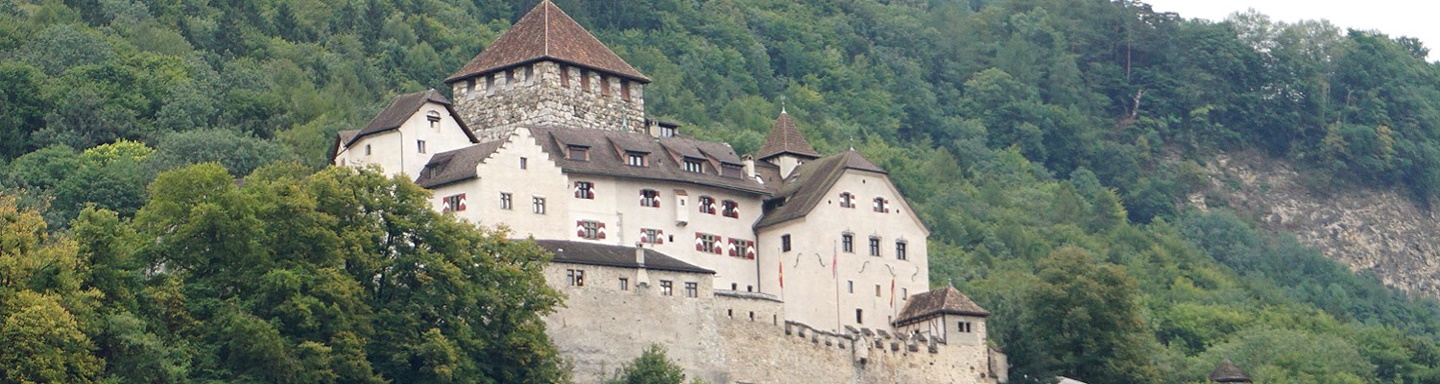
[450,61,646,141]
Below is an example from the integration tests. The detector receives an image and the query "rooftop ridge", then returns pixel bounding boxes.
[446,0,648,83]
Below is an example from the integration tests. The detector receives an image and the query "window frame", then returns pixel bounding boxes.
[698,196,716,214]
[640,189,661,208]
[683,158,704,173]
[566,269,585,286]
[840,192,855,208]
[660,280,673,296]
[782,234,792,252]
[842,233,855,253]
[442,193,466,212]
[574,181,595,199]
[684,282,698,298]
[417,140,427,154]
[567,145,589,161]
[896,241,908,260]
[619,277,629,291]
[627,152,647,167]
[532,196,546,214]
[500,192,513,210]
[869,236,881,256]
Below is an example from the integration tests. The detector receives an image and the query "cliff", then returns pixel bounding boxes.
[1193,151,1440,296]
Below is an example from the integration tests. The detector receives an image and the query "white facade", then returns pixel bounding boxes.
[334,99,474,179]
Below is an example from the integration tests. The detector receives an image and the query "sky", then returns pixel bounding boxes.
[1142,0,1438,61]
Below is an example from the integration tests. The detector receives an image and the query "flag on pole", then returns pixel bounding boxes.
[779,258,785,289]
[831,248,838,278]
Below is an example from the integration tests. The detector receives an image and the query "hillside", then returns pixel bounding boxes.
[5,0,1440,383]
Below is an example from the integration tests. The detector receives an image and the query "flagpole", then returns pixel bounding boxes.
[833,241,841,332]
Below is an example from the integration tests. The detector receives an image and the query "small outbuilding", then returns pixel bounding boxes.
[1208,358,1253,383]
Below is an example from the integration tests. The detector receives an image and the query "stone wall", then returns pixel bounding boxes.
[450,61,646,140]
[544,262,1003,384]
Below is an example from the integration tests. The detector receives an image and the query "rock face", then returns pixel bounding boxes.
[1195,151,1440,295]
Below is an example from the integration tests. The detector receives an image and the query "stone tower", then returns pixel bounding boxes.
[444,0,650,141]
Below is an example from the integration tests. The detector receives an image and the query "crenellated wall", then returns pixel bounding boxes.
[543,262,1004,384]
[450,61,646,140]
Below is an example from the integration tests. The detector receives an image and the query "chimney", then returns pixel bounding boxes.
[635,242,646,266]
[634,242,651,287]
[742,154,756,179]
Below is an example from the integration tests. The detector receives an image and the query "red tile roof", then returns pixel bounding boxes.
[757,112,820,160]
[445,0,648,83]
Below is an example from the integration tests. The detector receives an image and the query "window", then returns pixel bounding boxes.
[684,282,698,298]
[840,192,855,208]
[640,189,660,208]
[365,144,372,155]
[902,288,908,300]
[660,126,675,137]
[896,241,908,260]
[683,158,703,173]
[500,192,513,210]
[696,233,720,254]
[721,200,739,218]
[728,239,756,259]
[567,145,589,161]
[847,281,854,293]
[427,110,441,129]
[782,234,792,252]
[721,163,742,178]
[520,157,528,169]
[959,322,973,333]
[660,280,673,296]
[641,228,664,244]
[698,196,716,214]
[577,220,604,240]
[842,233,854,253]
[875,284,882,297]
[465,79,475,95]
[627,152,647,167]
[856,309,863,324]
[560,64,569,87]
[574,181,594,199]
[873,197,889,212]
[417,140,427,154]
[600,76,611,96]
[619,278,629,291]
[621,80,631,101]
[532,197,546,214]
[442,194,466,212]
[869,237,881,256]
[580,69,590,92]
[566,269,585,286]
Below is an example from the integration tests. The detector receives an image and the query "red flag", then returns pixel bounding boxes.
[831,249,838,278]
[779,259,784,289]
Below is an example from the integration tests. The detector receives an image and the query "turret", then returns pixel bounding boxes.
[756,111,821,178]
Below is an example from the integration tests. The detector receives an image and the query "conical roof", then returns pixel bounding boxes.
[756,111,820,160]
[446,0,648,83]
[1208,358,1252,383]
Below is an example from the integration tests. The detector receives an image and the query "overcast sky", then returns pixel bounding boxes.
[1142,0,1437,61]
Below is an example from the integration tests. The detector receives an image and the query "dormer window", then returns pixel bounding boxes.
[683,158,703,173]
[568,145,589,161]
[721,163,742,178]
[660,126,676,137]
[873,197,889,212]
[427,110,441,129]
[721,200,739,218]
[840,192,855,208]
[627,152,647,167]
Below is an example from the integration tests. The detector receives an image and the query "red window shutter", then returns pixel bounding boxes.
[598,223,606,239]
[696,234,704,251]
[657,230,665,244]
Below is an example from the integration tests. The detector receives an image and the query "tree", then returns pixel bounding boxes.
[604,344,697,384]
[1015,247,1158,383]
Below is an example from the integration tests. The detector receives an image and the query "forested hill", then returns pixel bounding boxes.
[6,0,1440,383]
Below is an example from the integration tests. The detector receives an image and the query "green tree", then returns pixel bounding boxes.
[1016,247,1158,383]
[605,344,697,384]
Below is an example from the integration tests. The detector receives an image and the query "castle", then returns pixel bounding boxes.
[333,2,1005,383]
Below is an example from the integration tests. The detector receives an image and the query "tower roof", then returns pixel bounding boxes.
[756,111,820,160]
[893,286,990,327]
[1208,358,1252,382]
[446,0,648,84]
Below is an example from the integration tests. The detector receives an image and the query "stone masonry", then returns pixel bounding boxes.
[450,61,646,141]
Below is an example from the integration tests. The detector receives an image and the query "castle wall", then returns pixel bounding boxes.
[451,61,646,140]
[544,262,1001,384]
